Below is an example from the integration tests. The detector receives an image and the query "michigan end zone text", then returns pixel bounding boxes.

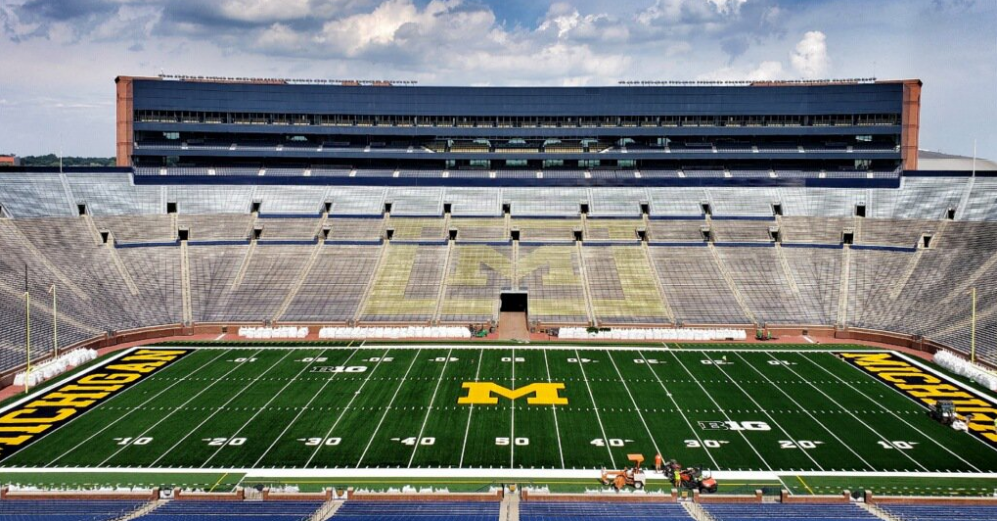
[0,348,191,461]
[839,351,997,446]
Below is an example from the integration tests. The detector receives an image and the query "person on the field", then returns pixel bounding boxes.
[655,453,663,473]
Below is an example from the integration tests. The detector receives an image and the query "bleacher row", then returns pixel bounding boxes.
[2,173,996,220]
[6,500,994,521]
[131,166,899,179]
[1,213,997,371]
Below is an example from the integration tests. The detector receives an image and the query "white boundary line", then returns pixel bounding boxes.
[770,352,929,472]
[667,350,773,471]
[636,349,720,470]
[149,349,297,467]
[180,343,887,353]
[200,347,333,467]
[798,351,984,471]
[44,348,231,466]
[604,350,661,457]
[705,351,825,472]
[541,348,566,469]
[354,348,422,468]
[457,349,485,468]
[573,348,616,469]
[407,348,454,468]
[12,465,997,481]
[90,348,268,468]
[303,348,393,468]
[251,345,362,468]
[731,351,876,471]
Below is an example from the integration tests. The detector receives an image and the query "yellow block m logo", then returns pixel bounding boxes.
[457,382,568,406]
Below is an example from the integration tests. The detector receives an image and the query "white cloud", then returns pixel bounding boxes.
[790,30,830,79]
[707,0,748,15]
[697,60,784,81]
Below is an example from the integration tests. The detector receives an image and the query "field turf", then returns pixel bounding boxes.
[3,344,997,474]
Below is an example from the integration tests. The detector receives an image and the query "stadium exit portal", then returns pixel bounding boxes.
[500,292,528,313]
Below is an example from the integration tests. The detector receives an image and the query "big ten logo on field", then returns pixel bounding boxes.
[457,382,568,406]
[840,352,997,447]
[310,366,367,373]
[698,420,771,431]
[0,348,191,461]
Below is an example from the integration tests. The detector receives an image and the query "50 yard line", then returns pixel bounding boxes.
[458,349,485,468]
[541,348,565,469]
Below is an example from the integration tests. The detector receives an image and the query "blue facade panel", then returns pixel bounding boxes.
[132,80,903,117]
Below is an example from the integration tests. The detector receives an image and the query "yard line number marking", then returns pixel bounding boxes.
[355,349,422,468]
[252,344,361,467]
[93,349,267,468]
[150,349,299,467]
[795,352,980,472]
[46,349,232,466]
[668,350,772,471]
[303,348,394,468]
[705,350,825,471]
[407,348,455,467]
[542,348,566,469]
[733,351,876,471]
[768,352,928,472]
[574,349,616,469]
[636,350,720,470]
[458,349,486,468]
[606,350,662,457]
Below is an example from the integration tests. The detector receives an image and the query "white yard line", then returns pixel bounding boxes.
[92,348,267,468]
[149,349,298,468]
[303,348,393,468]
[636,350,720,470]
[706,352,825,472]
[200,348,335,467]
[604,350,661,457]
[407,348,454,468]
[44,348,229,466]
[772,352,929,472]
[541,348,566,469]
[667,350,772,471]
[214,334,227,341]
[796,352,983,472]
[802,335,816,344]
[573,348,616,469]
[732,351,877,471]
[251,346,362,468]
[355,349,422,468]
[458,349,485,468]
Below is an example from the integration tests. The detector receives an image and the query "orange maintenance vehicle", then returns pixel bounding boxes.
[601,454,648,490]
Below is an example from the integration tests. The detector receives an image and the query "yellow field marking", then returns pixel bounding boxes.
[208,472,229,492]
[796,475,815,495]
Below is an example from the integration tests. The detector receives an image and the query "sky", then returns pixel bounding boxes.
[0,0,994,159]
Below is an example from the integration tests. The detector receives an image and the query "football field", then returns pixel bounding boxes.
[3,344,997,476]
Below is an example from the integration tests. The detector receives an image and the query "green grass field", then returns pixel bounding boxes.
[3,344,997,476]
